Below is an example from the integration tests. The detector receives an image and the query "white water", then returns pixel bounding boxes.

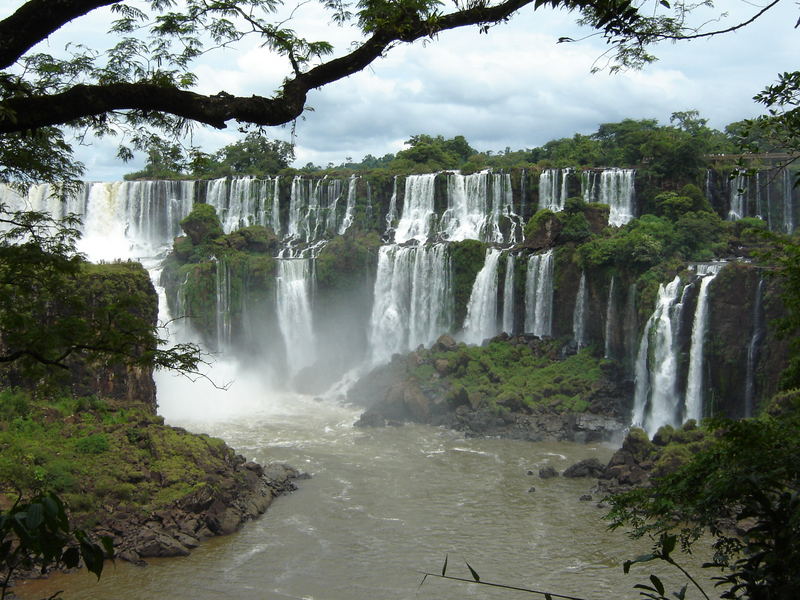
[385,176,399,234]
[728,170,749,221]
[214,256,233,352]
[631,276,684,436]
[538,168,570,212]
[462,248,501,345]
[604,276,616,359]
[394,174,437,244]
[683,264,723,422]
[368,244,451,365]
[572,272,588,350]
[784,168,796,234]
[276,258,316,376]
[338,175,358,234]
[599,169,635,226]
[502,252,515,334]
[524,249,554,337]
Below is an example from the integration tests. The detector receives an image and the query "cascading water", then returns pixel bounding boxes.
[538,168,570,212]
[368,244,452,365]
[338,175,358,234]
[441,172,489,241]
[728,170,749,220]
[572,272,588,350]
[524,249,554,337]
[631,276,684,436]
[744,278,766,417]
[214,256,233,352]
[385,176,398,234]
[783,168,796,234]
[502,252,515,334]
[440,172,518,243]
[394,174,437,244]
[599,169,635,226]
[462,248,501,345]
[683,263,723,422]
[604,276,616,359]
[276,257,316,377]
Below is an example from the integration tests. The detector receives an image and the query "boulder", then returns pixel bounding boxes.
[563,457,606,478]
[538,466,559,479]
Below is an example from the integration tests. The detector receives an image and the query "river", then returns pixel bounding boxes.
[16,364,715,600]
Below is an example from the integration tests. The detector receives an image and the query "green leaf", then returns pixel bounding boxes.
[649,574,665,596]
[25,502,43,531]
[661,534,676,558]
[465,561,480,582]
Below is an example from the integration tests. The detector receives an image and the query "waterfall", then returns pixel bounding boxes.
[441,171,489,241]
[270,177,281,236]
[502,253,515,334]
[385,176,398,234]
[524,249,554,337]
[214,256,232,352]
[462,248,501,345]
[440,172,517,243]
[784,169,796,234]
[598,168,635,226]
[338,175,358,234]
[520,169,527,220]
[728,170,748,220]
[631,276,684,436]
[276,257,316,376]
[604,276,616,359]
[744,278,766,417]
[684,263,723,422]
[394,174,437,244]
[490,173,517,243]
[368,244,452,365]
[572,272,588,350]
[538,168,570,212]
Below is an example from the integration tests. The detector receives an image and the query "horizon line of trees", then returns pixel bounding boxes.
[126,110,793,183]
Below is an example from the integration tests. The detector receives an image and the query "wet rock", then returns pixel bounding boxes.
[563,458,606,478]
[579,494,592,502]
[538,466,559,479]
[432,334,458,352]
[528,486,536,493]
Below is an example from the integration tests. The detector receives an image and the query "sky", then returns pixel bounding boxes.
[18,0,799,180]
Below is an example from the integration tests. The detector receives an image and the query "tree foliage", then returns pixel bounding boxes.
[607,400,800,600]
[1,492,112,599]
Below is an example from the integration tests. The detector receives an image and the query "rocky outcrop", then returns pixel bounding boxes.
[353,335,629,442]
[95,461,300,564]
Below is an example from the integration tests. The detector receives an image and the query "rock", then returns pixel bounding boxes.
[579,494,592,502]
[563,458,606,478]
[527,486,536,493]
[538,466,559,479]
[432,334,458,352]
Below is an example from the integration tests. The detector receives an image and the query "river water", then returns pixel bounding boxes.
[17,363,715,600]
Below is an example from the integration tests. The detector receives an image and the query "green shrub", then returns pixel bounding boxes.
[74,433,110,455]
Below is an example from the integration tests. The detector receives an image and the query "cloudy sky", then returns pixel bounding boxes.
[28,0,798,180]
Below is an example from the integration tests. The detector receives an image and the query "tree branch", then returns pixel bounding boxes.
[658,0,782,42]
[0,0,118,70]
[0,0,542,133]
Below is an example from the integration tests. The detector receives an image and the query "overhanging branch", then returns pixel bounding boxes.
[0,0,118,70]
[0,0,542,134]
